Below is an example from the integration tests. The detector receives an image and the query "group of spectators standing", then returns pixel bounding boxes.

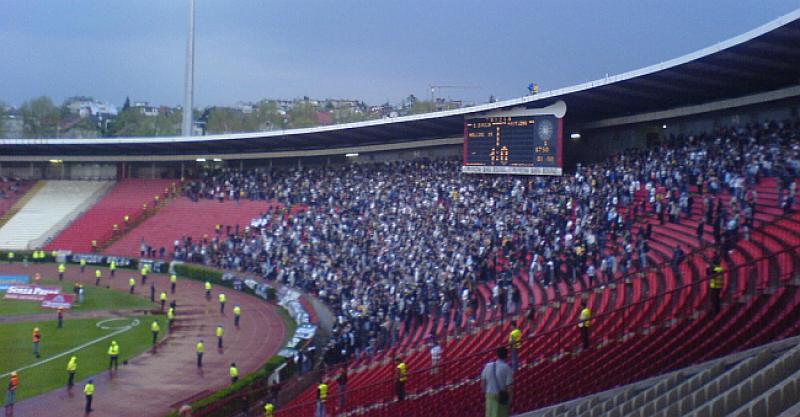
[172,119,798,379]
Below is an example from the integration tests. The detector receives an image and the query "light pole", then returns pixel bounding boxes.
[181,0,195,137]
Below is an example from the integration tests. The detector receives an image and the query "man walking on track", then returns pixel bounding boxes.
[84,378,95,413]
[5,372,18,416]
[95,269,102,286]
[160,292,167,311]
[108,341,119,372]
[219,293,226,315]
[216,324,225,349]
[481,347,513,417]
[80,258,86,273]
[167,307,175,332]
[58,263,65,281]
[129,277,136,294]
[109,260,116,278]
[170,274,177,294]
[140,265,148,285]
[233,305,241,328]
[32,328,41,358]
[204,281,212,301]
[67,356,77,388]
[151,320,161,348]
[229,363,239,384]
[196,339,204,368]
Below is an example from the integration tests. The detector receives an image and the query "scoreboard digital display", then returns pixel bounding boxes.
[462,114,563,175]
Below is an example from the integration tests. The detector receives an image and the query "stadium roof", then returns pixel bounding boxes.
[3,9,800,160]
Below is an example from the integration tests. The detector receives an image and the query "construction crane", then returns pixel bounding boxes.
[429,85,481,106]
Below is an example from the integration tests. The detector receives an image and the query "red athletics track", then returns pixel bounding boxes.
[2,263,286,417]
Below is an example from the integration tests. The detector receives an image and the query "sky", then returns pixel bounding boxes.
[1,0,798,108]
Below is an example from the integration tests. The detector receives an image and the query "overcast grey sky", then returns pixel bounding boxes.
[1,1,798,108]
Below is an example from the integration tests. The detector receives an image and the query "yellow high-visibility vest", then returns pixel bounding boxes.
[710,266,724,289]
[264,403,274,417]
[216,326,224,337]
[397,363,408,382]
[205,282,212,291]
[230,366,239,378]
[151,321,160,332]
[318,383,328,402]
[108,343,119,356]
[84,383,94,395]
[233,306,241,316]
[509,328,522,349]
[58,264,65,273]
[129,278,136,287]
[170,274,177,283]
[67,357,77,372]
[579,307,592,328]
[196,342,204,353]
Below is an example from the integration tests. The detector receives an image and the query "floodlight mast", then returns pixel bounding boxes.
[181,0,196,137]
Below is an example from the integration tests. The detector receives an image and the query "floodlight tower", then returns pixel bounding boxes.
[181,0,196,137]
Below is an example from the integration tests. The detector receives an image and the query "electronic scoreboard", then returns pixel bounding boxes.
[462,101,565,175]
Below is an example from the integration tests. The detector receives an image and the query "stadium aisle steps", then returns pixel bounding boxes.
[46,179,174,253]
[104,198,274,257]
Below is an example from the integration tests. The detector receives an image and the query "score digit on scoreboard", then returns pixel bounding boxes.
[462,100,565,175]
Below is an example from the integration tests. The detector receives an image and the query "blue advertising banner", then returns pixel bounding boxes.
[0,275,30,291]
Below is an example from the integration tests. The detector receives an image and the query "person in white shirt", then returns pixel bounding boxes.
[481,347,514,417]
[430,338,442,375]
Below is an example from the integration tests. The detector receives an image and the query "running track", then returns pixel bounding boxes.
[1,263,286,417]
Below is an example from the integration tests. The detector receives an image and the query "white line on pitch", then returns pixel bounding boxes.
[0,320,140,378]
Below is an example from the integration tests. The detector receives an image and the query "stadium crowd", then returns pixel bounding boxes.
[174,118,799,364]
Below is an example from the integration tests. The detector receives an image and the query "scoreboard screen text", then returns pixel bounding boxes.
[462,115,562,175]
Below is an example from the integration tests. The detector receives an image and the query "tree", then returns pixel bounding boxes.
[407,100,436,115]
[19,96,61,138]
[206,107,247,134]
[287,101,318,128]
[108,107,154,137]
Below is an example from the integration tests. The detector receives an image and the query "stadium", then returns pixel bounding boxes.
[1,5,800,417]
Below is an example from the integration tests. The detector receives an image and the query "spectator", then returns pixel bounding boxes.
[481,347,513,417]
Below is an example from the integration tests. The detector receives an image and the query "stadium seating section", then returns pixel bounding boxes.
[0,179,35,219]
[271,177,800,417]
[104,197,273,257]
[527,335,800,417]
[46,179,175,253]
[0,180,112,250]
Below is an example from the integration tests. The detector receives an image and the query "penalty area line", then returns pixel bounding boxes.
[0,319,140,378]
